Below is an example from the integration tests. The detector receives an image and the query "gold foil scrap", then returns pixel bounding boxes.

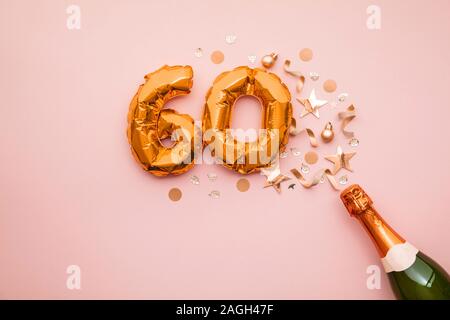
[283,60,305,93]
[289,118,318,147]
[338,104,357,138]
[290,168,340,191]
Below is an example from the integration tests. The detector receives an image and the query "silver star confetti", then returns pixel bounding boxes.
[248,55,257,63]
[349,138,359,147]
[208,190,220,199]
[319,174,326,184]
[301,163,310,174]
[339,175,348,185]
[290,148,301,156]
[194,48,203,58]
[309,72,320,81]
[338,93,348,102]
[225,34,237,44]
[190,175,200,185]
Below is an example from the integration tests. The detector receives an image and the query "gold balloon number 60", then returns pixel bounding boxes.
[127,65,293,176]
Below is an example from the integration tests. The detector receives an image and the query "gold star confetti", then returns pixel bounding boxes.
[263,174,291,193]
[325,145,356,175]
[260,161,291,193]
[296,89,328,119]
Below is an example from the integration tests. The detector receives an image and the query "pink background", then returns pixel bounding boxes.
[1,0,450,299]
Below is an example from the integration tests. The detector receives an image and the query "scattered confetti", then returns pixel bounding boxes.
[260,161,282,181]
[283,60,305,93]
[280,151,289,159]
[301,163,310,174]
[263,174,291,193]
[225,34,237,44]
[320,122,335,143]
[349,138,359,147]
[207,172,218,182]
[288,184,296,190]
[290,147,301,156]
[297,89,328,119]
[236,178,250,192]
[189,175,200,185]
[209,190,221,199]
[291,168,340,190]
[304,151,319,165]
[299,48,313,62]
[309,72,320,81]
[319,175,326,184]
[338,93,348,102]
[323,79,337,93]
[325,145,356,175]
[338,104,357,138]
[194,48,203,58]
[211,50,224,64]
[339,175,349,185]
[248,55,257,63]
[168,188,182,202]
[289,118,318,148]
[261,53,278,68]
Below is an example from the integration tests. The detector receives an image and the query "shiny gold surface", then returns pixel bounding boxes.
[127,65,195,176]
[340,185,405,257]
[261,53,278,68]
[325,145,356,175]
[202,66,292,174]
[320,122,335,143]
[340,184,373,216]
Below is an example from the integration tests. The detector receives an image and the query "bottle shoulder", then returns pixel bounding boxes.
[388,251,450,300]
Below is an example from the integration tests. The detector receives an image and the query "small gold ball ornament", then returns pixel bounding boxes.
[261,53,278,68]
[321,122,335,143]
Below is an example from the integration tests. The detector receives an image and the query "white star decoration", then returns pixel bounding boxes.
[296,89,328,118]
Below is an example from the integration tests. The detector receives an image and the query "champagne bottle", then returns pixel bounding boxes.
[340,184,450,300]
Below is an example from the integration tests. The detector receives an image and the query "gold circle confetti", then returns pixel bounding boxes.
[323,79,337,93]
[168,187,182,201]
[211,50,224,64]
[304,151,319,165]
[236,178,250,192]
[299,48,313,62]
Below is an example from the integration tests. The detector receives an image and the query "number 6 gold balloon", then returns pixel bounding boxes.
[202,66,293,174]
[127,65,196,176]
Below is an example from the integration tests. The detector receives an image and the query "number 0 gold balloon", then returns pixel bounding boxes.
[127,65,196,176]
[202,66,292,174]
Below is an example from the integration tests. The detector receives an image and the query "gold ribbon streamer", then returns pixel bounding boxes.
[284,60,305,93]
[290,168,340,191]
[263,174,291,193]
[338,104,356,138]
[289,117,318,147]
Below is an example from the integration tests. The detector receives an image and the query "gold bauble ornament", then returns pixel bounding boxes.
[321,122,335,143]
[261,53,278,68]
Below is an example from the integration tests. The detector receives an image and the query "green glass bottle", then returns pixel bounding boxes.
[340,184,450,300]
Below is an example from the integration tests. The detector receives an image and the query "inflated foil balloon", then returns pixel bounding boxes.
[202,66,293,174]
[127,65,196,176]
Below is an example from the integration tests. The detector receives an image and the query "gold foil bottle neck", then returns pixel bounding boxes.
[340,184,373,216]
